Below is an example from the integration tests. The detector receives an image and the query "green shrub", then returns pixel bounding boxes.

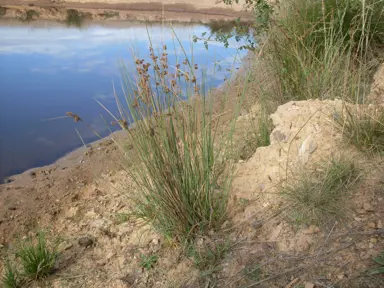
[0,6,7,17]
[25,9,39,21]
[280,158,359,226]
[18,9,39,22]
[65,9,90,27]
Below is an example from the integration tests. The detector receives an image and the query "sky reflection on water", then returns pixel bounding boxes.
[0,21,244,181]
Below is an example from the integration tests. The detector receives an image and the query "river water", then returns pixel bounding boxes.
[0,20,244,182]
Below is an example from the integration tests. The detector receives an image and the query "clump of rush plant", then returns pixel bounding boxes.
[16,232,58,280]
[1,233,58,287]
[335,105,384,154]
[280,158,360,226]
[108,42,240,244]
[15,233,58,279]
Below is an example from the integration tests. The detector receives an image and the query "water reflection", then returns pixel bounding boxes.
[0,20,244,181]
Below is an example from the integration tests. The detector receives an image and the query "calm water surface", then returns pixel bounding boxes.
[0,21,244,181]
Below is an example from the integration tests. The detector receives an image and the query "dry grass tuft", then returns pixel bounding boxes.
[281,158,360,226]
[335,105,384,154]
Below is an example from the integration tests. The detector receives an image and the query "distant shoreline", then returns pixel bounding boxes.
[0,0,253,24]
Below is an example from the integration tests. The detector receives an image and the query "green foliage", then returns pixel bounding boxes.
[19,9,39,22]
[114,43,239,243]
[240,107,271,160]
[16,232,58,280]
[139,254,159,270]
[1,260,20,288]
[265,0,384,103]
[201,0,273,50]
[1,233,58,286]
[0,6,7,17]
[65,9,90,27]
[253,0,274,29]
[335,106,384,154]
[243,263,262,282]
[99,10,119,19]
[114,212,130,224]
[26,10,39,21]
[275,0,384,55]
[187,240,230,287]
[207,20,237,34]
[369,251,384,275]
[222,0,273,29]
[194,20,255,51]
[188,240,230,272]
[280,158,359,226]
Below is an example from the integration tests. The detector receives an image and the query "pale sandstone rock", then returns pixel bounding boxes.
[298,135,318,164]
[65,206,79,218]
[269,223,283,241]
